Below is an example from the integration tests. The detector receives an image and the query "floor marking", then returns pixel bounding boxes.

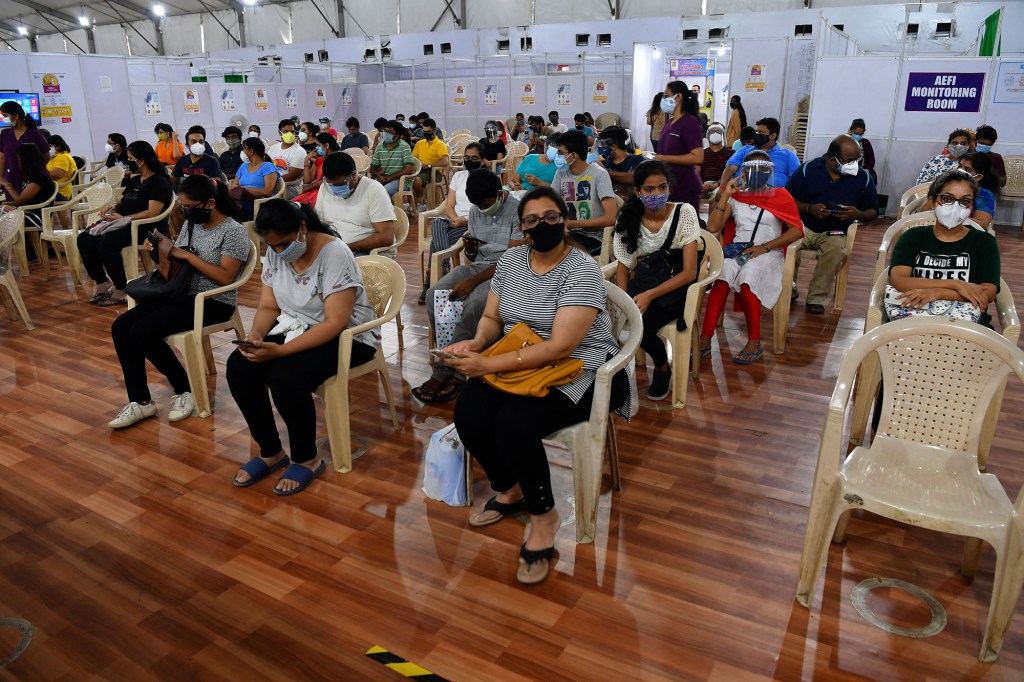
[365,645,448,681]
[0,618,34,667]
[851,578,947,638]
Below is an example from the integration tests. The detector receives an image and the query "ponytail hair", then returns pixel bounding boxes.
[614,160,673,254]
[179,174,242,221]
[666,81,699,117]
[0,101,37,129]
[242,137,271,163]
[255,199,338,238]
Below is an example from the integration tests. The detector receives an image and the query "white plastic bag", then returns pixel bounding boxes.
[433,289,464,350]
[422,423,468,506]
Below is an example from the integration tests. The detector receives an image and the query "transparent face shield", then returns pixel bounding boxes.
[740,159,775,196]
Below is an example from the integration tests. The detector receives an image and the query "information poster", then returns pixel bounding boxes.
[339,86,351,107]
[592,81,607,105]
[285,88,298,109]
[35,72,73,124]
[905,72,984,112]
[557,84,572,106]
[145,91,161,115]
[484,84,498,106]
[993,62,1024,104]
[669,58,716,118]
[520,82,535,105]
[220,88,236,112]
[744,64,767,93]
[452,83,467,106]
[255,88,269,110]
[183,89,200,114]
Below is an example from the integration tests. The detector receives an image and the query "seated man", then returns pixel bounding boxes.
[974,124,1006,189]
[551,129,618,254]
[414,169,524,403]
[596,126,644,198]
[573,113,596,147]
[314,152,396,256]
[340,117,370,155]
[720,117,800,189]
[318,116,338,138]
[218,126,244,180]
[267,118,307,198]
[700,122,733,198]
[171,125,222,189]
[786,133,879,314]
[369,120,415,197]
[547,110,568,134]
[411,118,449,204]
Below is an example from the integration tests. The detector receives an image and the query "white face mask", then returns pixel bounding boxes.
[189,142,205,156]
[49,147,56,156]
[708,132,724,145]
[104,143,115,154]
[835,157,859,176]
[240,152,249,164]
[248,131,259,138]
[298,131,308,142]
[934,201,971,229]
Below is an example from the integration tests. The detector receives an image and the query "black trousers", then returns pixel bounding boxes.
[454,375,627,515]
[77,223,160,290]
[110,297,235,404]
[640,306,682,368]
[226,334,377,464]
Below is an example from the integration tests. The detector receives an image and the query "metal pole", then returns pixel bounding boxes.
[153,18,164,55]
[236,6,247,48]
[337,0,345,39]
[459,0,467,28]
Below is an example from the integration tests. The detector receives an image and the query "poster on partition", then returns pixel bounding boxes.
[339,86,351,107]
[452,83,467,106]
[484,84,498,106]
[994,62,1024,104]
[145,91,161,115]
[592,81,607,105]
[520,82,535,105]
[315,87,329,108]
[905,72,984,112]
[556,84,572,106]
[255,88,269,110]
[220,88,236,112]
[183,89,200,114]
[285,88,298,109]
[744,64,767,93]
[34,72,72,123]
[668,58,716,117]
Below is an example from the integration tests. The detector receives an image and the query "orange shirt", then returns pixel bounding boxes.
[155,139,184,165]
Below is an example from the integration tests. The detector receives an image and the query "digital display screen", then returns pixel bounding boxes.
[0,92,41,127]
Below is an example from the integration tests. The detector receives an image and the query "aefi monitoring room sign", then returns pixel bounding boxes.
[905,72,985,112]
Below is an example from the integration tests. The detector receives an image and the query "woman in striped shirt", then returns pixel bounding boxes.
[444,186,630,585]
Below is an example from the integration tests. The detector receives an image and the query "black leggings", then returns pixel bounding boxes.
[78,223,161,290]
[454,374,628,515]
[640,306,682,368]
[226,334,377,464]
[110,297,235,403]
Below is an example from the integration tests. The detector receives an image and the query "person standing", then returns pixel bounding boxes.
[653,81,704,215]
[646,94,667,151]
[726,95,747,147]
[0,101,49,199]
[848,118,877,187]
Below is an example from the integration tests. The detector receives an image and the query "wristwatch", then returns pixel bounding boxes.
[713,204,727,213]
[763,243,772,252]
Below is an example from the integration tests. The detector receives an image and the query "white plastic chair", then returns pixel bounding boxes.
[896,182,931,219]
[369,206,409,348]
[73,165,124,194]
[13,184,59,275]
[793,222,858,312]
[315,256,404,473]
[160,241,258,418]
[417,205,447,287]
[795,316,1024,663]
[38,183,114,286]
[1002,156,1024,230]
[391,158,422,219]
[0,209,32,330]
[122,198,177,281]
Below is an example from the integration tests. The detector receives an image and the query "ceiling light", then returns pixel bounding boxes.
[717,45,725,56]
[152,4,165,17]
[652,48,661,58]
[79,16,90,26]
[17,26,28,35]
[243,0,256,5]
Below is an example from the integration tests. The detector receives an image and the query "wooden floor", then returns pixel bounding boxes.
[3,217,1024,681]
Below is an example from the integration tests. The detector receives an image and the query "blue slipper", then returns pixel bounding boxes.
[273,459,326,496]
[233,456,289,487]
[733,347,764,365]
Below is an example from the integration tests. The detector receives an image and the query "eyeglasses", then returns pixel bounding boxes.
[936,193,974,209]
[463,155,482,162]
[521,211,565,229]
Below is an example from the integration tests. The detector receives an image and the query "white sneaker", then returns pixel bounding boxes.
[108,401,158,429]
[168,392,196,422]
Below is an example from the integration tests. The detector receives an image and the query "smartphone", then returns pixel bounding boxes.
[232,339,257,348]
[429,349,458,361]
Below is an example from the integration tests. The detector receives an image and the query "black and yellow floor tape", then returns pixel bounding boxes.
[365,646,449,681]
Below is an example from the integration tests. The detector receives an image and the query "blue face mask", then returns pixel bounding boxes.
[850,133,863,142]
[316,146,326,157]
[382,132,394,144]
[553,153,568,168]
[976,143,992,153]
[660,96,677,114]
[326,178,353,198]
[586,151,598,164]
[277,231,307,263]
[546,147,558,163]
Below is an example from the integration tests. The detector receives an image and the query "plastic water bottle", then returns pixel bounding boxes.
[735,252,751,266]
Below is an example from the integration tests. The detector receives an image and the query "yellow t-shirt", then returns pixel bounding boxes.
[412,138,449,166]
[47,151,76,196]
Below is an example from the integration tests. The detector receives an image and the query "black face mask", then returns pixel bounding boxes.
[424,132,435,141]
[526,222,565,252]
[463,159,482,171]
[752,133,771,148]
[730,102,738,109]
[182,205,213,224]
[531,125,542,133]
[126,160,139,173]
[575,125,584,130]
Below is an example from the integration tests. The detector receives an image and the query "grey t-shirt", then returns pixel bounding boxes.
[260,237,379,350]
[552,161,615,242]
[465,194,523,264]
[174,216,251,306]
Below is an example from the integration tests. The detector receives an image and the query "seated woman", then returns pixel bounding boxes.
[296,132,341,203]
[46,135,77,201]
[227,200,379,496]
[229,138,279,221]
[612,160,700,400]
[153,122,184,166]
[598,126,645,198]
[0,145,57,224]
[107,175,250,429]
[849,118,877,187]
[479,121,507,165]
[889,170,999,320]
[917,129,971,185]
[77,141,174,306]
[105,133,130,170]
[510,134,561,192]
[299,121,320,153]
[446,186,631,585]
[247,124,262,140]
[698,152,803,364]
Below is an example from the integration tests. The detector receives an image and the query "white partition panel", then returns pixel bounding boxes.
[510,76,547,120]
[546,76,583,119]
[478,79,512,119]
[79,56,135,163]
[358,84,386,130]
[132,84,177,141]
[444,79,479,138]
[211,85,251,135]
[806,56,899,142]
[585,75,624,123]
[728,38,788,129]
[413,79,446,127]
[247,84,280,134]
[891,57,994,141]
[385,81,415,124]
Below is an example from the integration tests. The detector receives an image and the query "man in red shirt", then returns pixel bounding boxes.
[700,122,733,199]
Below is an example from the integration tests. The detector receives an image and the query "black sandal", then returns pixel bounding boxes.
[468,496,526,527]
[89,289,113,304]
[517,544,556,585]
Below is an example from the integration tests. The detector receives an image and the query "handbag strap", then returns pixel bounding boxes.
[743,207,765,244]
[656,203,683,256]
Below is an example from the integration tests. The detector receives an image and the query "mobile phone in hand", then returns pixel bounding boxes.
[232,339,257,348]
[429,349,458,361]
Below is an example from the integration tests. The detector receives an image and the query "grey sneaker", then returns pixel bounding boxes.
[168,392,196,422]
[108,401,158,429]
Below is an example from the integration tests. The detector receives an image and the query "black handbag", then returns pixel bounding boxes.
[125,222,196,304]
[627,204,702,315]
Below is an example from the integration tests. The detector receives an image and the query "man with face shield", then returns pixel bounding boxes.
[785,134,879,314]
[699,152,804,364]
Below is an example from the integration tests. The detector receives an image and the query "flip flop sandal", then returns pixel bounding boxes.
[233,456,290,487]
[411,378,447,403]
[733,347,764,365]
[516,544,556,585]
[468,496,527,528]
[435,377,465,402]
[96,295,128,307]
[274,459,327,496]
[698,346,713,361]
[89,290,113,304]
